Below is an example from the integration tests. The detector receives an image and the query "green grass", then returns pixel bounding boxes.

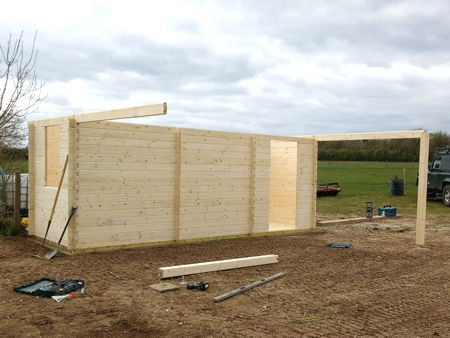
[317,161,450,217]
[0,160,28,173]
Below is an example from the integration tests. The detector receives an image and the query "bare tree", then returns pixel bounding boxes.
[0,31,45,148]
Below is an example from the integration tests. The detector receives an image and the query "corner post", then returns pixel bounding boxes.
[416,131,429,246]
[174,129,181,241]
[67,118,77,252]
[27,122,36,236]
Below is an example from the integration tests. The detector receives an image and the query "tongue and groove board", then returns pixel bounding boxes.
[28,102,323,253]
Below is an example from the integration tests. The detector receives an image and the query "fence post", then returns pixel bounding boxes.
[13,172,21,230]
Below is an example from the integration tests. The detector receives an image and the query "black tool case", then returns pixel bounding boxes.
[14,278,84,297]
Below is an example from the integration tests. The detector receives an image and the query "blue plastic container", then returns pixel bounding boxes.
[378,205,397,217]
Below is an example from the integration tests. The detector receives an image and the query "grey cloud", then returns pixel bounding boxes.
[2,1,450,136]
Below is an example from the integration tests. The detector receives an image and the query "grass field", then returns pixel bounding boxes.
[317,161,450,218]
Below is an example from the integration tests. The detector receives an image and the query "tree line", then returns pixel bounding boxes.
[318,131,450,162]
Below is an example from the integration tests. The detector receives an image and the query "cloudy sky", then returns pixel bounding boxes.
[1,0,450,136]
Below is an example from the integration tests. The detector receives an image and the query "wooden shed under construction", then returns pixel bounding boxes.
[28,103,430,253]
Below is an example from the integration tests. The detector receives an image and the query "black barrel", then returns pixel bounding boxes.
[390,176,404,196]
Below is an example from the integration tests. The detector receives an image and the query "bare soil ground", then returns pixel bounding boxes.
[1,215,449,337]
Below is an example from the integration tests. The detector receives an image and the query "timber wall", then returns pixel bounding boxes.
[29,119,317,252]
[28,120,73,248]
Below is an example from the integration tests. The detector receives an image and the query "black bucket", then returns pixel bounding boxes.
[390,176,404,196]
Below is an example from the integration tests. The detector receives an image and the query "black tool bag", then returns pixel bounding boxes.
[14,278,84,297]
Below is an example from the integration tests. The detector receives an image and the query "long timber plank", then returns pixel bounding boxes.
[158,254,279,278]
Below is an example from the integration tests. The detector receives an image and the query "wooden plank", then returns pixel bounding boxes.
[158,254,278,278]
[27,122,36,236]
[31,116,70,128]
[78,126,176,141]
[214,272,285,302]
[151,283,179,293]
[174,129,181,240]
[79,120,176,134]
[78,136,176,149]
[270,140,297,226]
[317,216,395,226]
[45,125,60,187]
[311,140,318,229]
[249,136,256,234]
[75,102,167,123]
[309,130,426,141]
[70,228,308,252]
[67,118,77,251]
[416,132,429,246]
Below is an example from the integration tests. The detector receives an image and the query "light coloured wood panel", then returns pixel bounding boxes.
[78,136,176,149]
[80,120,176,134]
[78,193,175,203]
[78,214,175,228]
[78,215,175,228]
[81,207,175,219]
[158,255,278,278]
[78,127,176,142]
[75,102,166,123]
[78,183,176,194]
[45,125,60,187]
[182,143,251,153]
[269,140,297,226]
[181,197,267,207]
[79,145,174,156]
[78,153,176,164]
[79,162,176,171]
[78,200,175,211]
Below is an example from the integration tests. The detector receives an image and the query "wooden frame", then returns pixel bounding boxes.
[28,103,429,253]
[28,104,317,253]
[306,130,429,246]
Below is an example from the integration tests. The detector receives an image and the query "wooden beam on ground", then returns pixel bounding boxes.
[74,102,167,123]
[317,216,398,226]
[159,254,279,279]
[416,132,429,246]
[304,130,426,142]
[214,272,285,302]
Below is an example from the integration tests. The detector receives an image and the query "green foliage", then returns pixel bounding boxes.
[318,131,450,162]
[0,217,26,236]
[1,146,28,160]
[0,160,28,173]
[429,131,450,159]
[317,161,450,217]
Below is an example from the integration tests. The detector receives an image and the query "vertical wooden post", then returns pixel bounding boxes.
[13,172,21,229]
[294,141,300,228]
[67,118,77,252]
[248,136,256,234]
[174,129,181,241]
[311,140,318,228]
[416,132,429,246]
[28,122,36,235]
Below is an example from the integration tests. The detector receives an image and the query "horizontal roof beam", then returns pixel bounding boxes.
[303,130,427,141]
[75,102,167,123]
[30,102,167,127]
